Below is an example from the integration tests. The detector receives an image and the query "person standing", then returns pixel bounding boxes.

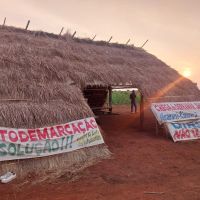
[130,90,137,113]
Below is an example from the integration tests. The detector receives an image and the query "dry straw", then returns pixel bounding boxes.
[0,25,199,180]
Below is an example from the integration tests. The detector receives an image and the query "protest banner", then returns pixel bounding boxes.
[167,120,200,142]
[151,102,200,124]
[0,117,104,161]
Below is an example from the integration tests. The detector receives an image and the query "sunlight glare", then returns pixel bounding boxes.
[182,68,191,78]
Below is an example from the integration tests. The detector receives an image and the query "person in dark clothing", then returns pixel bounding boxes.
[130,90,137,113]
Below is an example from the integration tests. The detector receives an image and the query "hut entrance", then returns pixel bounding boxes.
[111,86,144,129]
[83,85,144,129]
[83,86,112,114]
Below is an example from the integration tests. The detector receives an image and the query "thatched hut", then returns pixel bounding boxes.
[0,25,200,180]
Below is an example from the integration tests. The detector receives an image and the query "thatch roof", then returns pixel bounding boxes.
[0,25,200,128]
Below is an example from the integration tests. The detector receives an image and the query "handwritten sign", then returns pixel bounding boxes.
[0,117,104,161]
[167,120,200,142]
[151,102,200,124]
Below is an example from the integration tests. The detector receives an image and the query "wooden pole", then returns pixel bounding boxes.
[72,31,76,38]
[3,17,6,26]
[92,35,96,41]
[155,120,159,135]
[59,27,64,35]
[108,86,112,113]
[126,39,130,45]
[25,20,30,30]
[108,36,113,43]
[140,94,144,130]
[141,40,149,48]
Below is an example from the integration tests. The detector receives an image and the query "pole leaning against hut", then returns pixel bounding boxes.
[25,20,30,30]
[3,17,6,26]
[140,93,144,130]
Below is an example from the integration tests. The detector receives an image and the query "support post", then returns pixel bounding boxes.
[140,94,144,130]
[59,27,64,35]
[141,39,149,48]
[25,20,30,30]
[126,39,130,45]
[92,35,96,41]
[108,36,113,43]
[155,120,159,135]
[3,17,6,26]
[72,31,76,38]
[108,86,112,113]
[163,123,170,138]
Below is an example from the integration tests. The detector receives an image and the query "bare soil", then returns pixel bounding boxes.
[1,105,200,200]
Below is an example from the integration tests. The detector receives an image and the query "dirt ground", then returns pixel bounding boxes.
[1,105,200,200]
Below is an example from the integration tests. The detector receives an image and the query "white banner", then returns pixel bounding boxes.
[151,102,200,124]
[0,117,104,161]
[167,120,200,142]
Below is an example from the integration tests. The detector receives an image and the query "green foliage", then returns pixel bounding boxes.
[112,91,130,105]
[112,91,141,105]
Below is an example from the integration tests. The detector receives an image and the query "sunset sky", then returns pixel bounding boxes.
[1,0,199,87]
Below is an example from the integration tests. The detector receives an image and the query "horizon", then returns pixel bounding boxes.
[0,0,199,88]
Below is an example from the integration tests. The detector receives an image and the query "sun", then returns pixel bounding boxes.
[182,68,191,78]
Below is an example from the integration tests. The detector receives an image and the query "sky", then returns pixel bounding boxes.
[0,0,200,87]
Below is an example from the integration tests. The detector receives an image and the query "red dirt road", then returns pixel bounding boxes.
[1,105,200,200]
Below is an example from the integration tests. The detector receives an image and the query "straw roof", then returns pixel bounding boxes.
[0,25,200,128]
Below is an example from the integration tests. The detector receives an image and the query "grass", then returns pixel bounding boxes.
[112,91,141,105]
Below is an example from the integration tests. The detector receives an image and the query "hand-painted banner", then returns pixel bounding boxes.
[0,117,104,161]
[167,120,200,142]
[151,102,200,124]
